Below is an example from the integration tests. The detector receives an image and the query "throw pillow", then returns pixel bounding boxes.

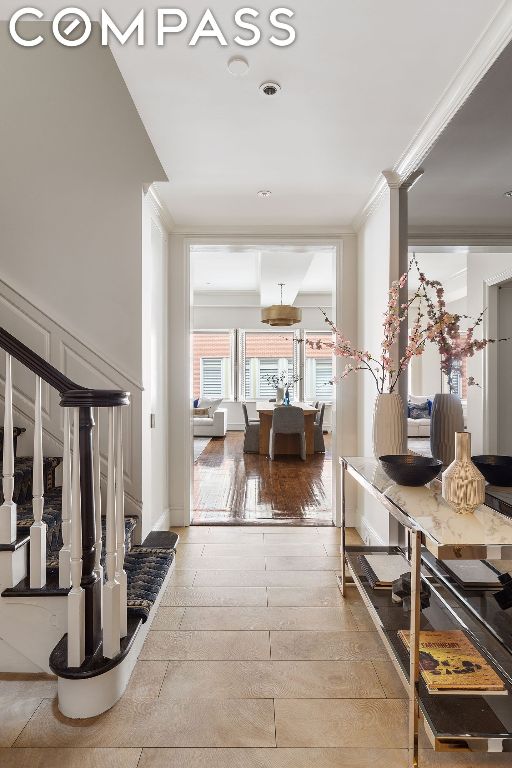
[193,408,210,417]
[198,398,223,417]
[409,401,430,420]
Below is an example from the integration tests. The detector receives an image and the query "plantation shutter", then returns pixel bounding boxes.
[201,357,223,398]
[315,359,333,401]
[258,359,279,398]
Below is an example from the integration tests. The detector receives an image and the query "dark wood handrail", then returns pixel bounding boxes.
[0,327,129,407]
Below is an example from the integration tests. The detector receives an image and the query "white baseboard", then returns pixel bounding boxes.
[152,508,171,532]
[357,516,385,547]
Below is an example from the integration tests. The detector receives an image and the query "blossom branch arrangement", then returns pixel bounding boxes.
[264,371,301,390]
[305,267,427,394]
[412,254,508,395]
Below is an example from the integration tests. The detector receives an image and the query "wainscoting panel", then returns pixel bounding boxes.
[0,277,143,516]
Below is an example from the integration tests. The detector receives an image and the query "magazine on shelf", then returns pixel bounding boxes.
[398,630,507,695]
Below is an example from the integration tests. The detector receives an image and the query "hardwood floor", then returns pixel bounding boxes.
[193,432,332,525]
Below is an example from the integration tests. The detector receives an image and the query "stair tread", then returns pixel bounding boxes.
[2,569,69,597]
[125,546,174,622]
[49,614,142,679]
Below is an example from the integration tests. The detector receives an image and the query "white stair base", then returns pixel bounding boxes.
[0,594,67,673]
[57,558,175,718]
[0,543,28,590]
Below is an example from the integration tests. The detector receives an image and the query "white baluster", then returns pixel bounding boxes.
[93,408,103,604]
[115,409,127,638]
[59,408,72,588]
[30,375,46,588]
[0,353,17,544]
[67,407,85,667]
[103,407,120,659]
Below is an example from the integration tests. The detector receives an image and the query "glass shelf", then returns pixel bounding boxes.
[345,547,512,752]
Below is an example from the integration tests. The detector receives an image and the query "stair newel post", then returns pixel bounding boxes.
[59,407,72,588]
[67,407,85,667]
[103,407,120,659]
[0,352,17,544]
[93,408,103,607]
[30,375,47,588]
[78,406,101,657]
[115,409,127,638]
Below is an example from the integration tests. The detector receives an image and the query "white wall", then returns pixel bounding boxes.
[0,23,167,535]
[0,23,166,381]
[141,196,170,536]
[356,190,403,545]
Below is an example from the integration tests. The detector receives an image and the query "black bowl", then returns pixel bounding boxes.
[472,456,512,486]
[379,455,443,487]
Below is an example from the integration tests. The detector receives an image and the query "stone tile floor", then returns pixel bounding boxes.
[2,525,511,767]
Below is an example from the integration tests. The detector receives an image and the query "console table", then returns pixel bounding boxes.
[340,457,512,768]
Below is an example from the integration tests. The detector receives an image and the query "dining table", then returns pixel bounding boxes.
[255,401,318,457]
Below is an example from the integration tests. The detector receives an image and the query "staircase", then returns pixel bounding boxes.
[0,328,178,718]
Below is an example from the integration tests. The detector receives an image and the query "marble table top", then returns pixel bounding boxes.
[342,457,512,559]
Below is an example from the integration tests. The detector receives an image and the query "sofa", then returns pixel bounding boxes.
[407,395,432,438]
[193,398,227,437]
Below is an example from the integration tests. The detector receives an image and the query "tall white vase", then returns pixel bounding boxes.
[442,432,485,515]
[372,393,407,458]
[430,393,464,466]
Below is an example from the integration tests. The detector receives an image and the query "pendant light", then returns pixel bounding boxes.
[261,283,302,327]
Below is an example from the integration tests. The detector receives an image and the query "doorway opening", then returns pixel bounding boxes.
[190,243,337,525]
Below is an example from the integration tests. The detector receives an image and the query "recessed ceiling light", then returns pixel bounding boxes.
[227,56,249,77]
[259,81,281,97]
[257,190,272,198]
[504,190,512,198]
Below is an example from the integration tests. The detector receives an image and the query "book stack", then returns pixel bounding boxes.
[399,630,507,695]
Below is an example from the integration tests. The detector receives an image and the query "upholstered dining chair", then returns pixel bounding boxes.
[314,402,326,453]
[269,406,306,461]
[242,402,260,453]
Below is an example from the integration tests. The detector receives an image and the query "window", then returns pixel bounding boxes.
[242,332,295,400]
[304,332,333,403]
[192,332,232,400]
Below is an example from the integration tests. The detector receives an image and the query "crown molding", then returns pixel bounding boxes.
[170,225,355,238]
[409,226,512,247]
[352,0,512,233]
[147,185,175,234]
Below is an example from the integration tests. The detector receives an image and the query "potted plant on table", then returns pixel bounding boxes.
[309,270,427,457]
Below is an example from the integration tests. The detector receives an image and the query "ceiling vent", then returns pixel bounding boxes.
[260,81,281,97]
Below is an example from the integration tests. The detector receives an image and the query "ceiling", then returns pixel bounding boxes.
[8,0,504,228]
[191,245,334,303]
[409,40,512,230]
[4,2,506,228]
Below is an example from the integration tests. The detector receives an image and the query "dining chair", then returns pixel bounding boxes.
[314,402,326,453]
[242,402,260,453]
[269,406,306,461]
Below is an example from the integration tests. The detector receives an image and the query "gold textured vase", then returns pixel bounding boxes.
[442,432,486,515]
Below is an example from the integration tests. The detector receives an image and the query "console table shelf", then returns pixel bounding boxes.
[340,457,512,768]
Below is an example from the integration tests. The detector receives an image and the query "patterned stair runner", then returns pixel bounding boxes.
[2,430,176,621]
